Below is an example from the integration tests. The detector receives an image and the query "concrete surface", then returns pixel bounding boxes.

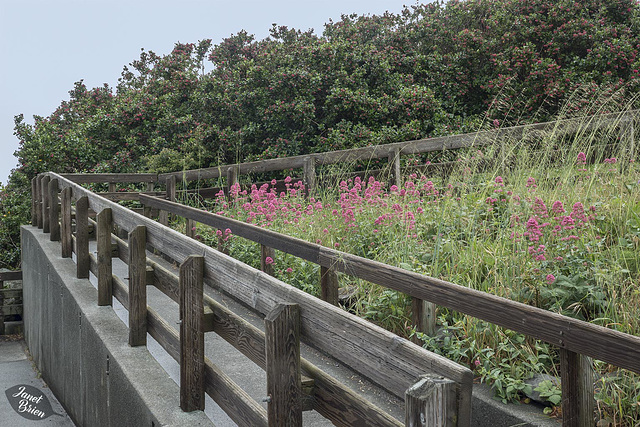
[0,337,75,427]
[21,226,213,427]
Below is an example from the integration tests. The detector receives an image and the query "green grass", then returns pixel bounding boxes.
[171,105,640,424]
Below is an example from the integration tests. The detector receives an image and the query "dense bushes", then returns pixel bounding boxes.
[3,0,640,270]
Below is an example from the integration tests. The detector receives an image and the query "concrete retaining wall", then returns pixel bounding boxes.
[21,226,214,427]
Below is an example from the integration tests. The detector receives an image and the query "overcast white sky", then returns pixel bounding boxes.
[0,0,413,186]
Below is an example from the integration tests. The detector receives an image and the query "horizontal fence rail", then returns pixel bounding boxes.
[34,172,473,426]
[139,195,640,375]
[158,110,636,184]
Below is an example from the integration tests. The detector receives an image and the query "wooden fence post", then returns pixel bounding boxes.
[179,255,205,412]
[320,266,339,306]
[411,298,436,340]
[108,182,116,193]
[185,218,196,238]
[128,225,147,346]
[76,196,90,279]
[97,208,113,306]
[559,349,594,427]
[41,175,50,233]
[265,303,302,427]
[405,375,457,427]
[36,175,43,228]
[227,165,239,196]
[261,244,275,276]
[303,156,316,197]
[388,148,402,189]
[60,187,72,258]
[31,177,37,226]
[49,179,60,242]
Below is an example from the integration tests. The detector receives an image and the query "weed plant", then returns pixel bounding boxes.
[175,106,640,424]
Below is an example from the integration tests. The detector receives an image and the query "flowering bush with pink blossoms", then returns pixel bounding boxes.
[189,143,640,423]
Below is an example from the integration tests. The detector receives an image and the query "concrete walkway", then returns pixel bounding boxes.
[0,336,75,427]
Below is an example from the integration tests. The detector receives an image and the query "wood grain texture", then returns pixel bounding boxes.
[145,306,269,427]
[97,208,113,306]
[560,349,594,427]
[261,244,275,276]
[48,179,60,241]
[61,187,72,258]
[75,196,90,279]
[265,303,302,427]
[303,156,316,196]
[41,175,50,233]
[320,266,339,306]
[405,375,457,427]
[388,148,401,189]
[61,173,158,183]
[179,255,205,412]
[128,225,147,346]
[411,298,436,339]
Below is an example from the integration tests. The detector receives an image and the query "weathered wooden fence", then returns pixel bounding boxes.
[32,172,473,426]
[47,109,640,426]
[157,110,636,194]
[0,270,23,335]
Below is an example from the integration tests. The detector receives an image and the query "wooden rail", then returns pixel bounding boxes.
[158,110,636,191]
[0,271,23,335]
[34,172,473,426]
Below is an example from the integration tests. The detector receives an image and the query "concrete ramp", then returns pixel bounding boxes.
[21,226,213,427]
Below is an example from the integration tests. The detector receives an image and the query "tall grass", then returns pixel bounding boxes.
[175,101,640,424]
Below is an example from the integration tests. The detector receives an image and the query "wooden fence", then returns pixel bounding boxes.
[46,109,640,426]
[0,271,23,335]
[156,109,636,194]
[32,172,473,426]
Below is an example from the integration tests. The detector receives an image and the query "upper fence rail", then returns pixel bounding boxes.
[156,110,636,183]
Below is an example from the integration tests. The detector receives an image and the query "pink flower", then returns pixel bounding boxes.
[577,152,587,166]
[265,257,274,265]
[546,274,556,284]
[286,267,293,273]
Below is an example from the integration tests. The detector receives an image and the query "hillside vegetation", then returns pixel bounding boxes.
[2,0,640,423]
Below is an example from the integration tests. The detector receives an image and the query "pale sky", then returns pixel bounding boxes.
[0,0,413,186]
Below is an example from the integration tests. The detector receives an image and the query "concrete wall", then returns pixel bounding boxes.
[21,226,214,427]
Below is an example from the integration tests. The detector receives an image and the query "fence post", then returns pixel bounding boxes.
[320,266,339,306]
[60,187,72,258]
[405,375,457,427]
[41,175,50,233]
[411,298,436,340]
[76,196,90,279]
[303,156,316,197]
[108,182,116,193]
[388,148,401,189]
[49,179,60,242]
[559,349,594,427]
[227,165,239,196]
[31,177,37,226]
[185,218,196,238]
[36,175,43,228]
[179,255,205,412]
[128,225,147,346]
[265,303,302,427]
[261,244,275,276]
[97,208,113,306]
